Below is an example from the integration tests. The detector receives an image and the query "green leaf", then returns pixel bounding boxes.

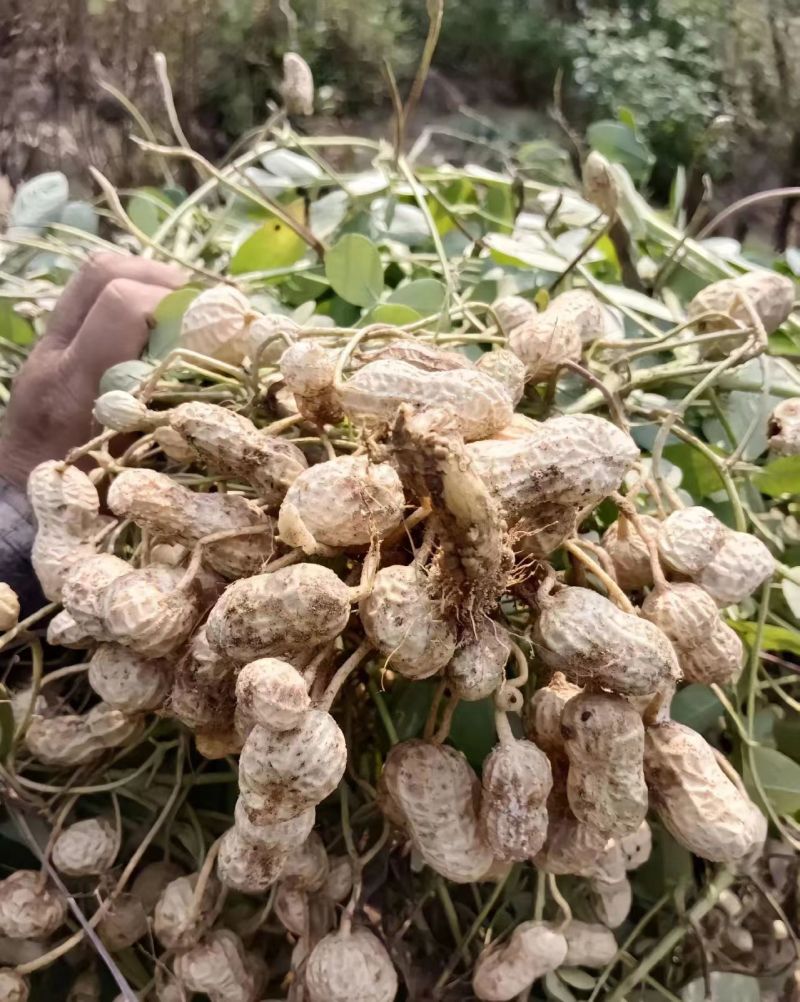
[747,746,800,814]
[9,171,69,233]
[775,716,800,762]
[0,303,35,346]
[662,443,725,499]
[147,287,202,359]
[127,188,172,237]
[484,234,566,273]
[682,973,759,1002]
[0,684,14,762]
[60,200,98,234]
[670,684,722,735]
[587,120,655,186]
[755,456,800,497]
[388,278,447,316]
[260,148,323,186]
[729,621,800,657]
[544,971,577,1002]
[99,359,156,395]
[324,234,384,307]
[558,968,597,990]
[362,304,421,326]
[230,218,307,274]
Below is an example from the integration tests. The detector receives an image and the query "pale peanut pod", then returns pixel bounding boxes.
[178,285,255,364]
[324,856,353,902]
[0,584,19,631]
[696,530,775,606]
[206,563,351,663]
[507,292,589,382]
[563,920,617,967]
[247,312,299,364]
[52,818,117,877]
[235,657,310,732]
[170,626,237,731]
[0,969,28,1002]
[216,827,287,895]
[534,811,618,878]
[620,819,652,870]
[380,740,493,883]
[362,340,473,373]
[656,506,726,577]
[66,969,101,1002]
[92,390,154,433]
[25,704,140,767]
[305,927,398,1002]
[8,687,47,725]
[46,610,94,649]
[680,618,745,686]
[282,52,315,116]
[234,798,315,849]
[525,672,582,755]
[768,398,800,455]
[480,739,553,861]
[279,340,343,426]
[130,861,185,914]
[467,414,639,518]
[534,586,681,696]
[561,690,647,838]
[475,349,526,406]
[88,644,170,713]
[472,921,568,1002]
[590,876,632,928]
[148,542,189,566]
[601,513,661,591]
[153,873,220,950]
[107,468,274,578]
[446,621,510,702]
[687,271,795,348]
[97,894,148,951]
[583,151,619,217]
[644,720,767,862]
[61,554,131,638]
[32,531,100,603]
[338,359,514,441]
[278,455,404,552]
[154,426,195,463]
[238,711,346,823]
[0,941,49,969]
[0,871,66,939]
[174,929,257,1002]
[493,295,537,335]
[280,832,329,892]
[27,460,99,522]
[514,500,578,558]
[274,883,308,936]
[360,565,457,679]
[522,289,603,349]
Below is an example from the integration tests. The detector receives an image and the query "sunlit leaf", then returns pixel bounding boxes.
[0,303,35,346]
[230,216,307,274]
[387,278,446,315]
[729,621,800,657]
[147,287,202,359]
[484,234,565,273]
[324,233,384,307]
[362,303,421,326]
[128,188,172,237]
[746,746,800,814]
[755,456,800,497]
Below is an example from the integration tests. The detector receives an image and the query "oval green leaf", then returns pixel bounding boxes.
[388,277,446,315]
[670,684,722,735]
[324,233,384,307]
[147,287,202,359]
[0,303,35,346]
[747,745,800,814]
[230,218,308,275]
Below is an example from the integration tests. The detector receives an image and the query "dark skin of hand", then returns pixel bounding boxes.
[0,254,186,487]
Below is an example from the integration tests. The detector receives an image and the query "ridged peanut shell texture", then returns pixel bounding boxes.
[88,644,169,713]
[563,921,617,967]
[507,292,586,382]
[534,586,680,695]
[52,818,118,877]
[234,798,315,849]
[306,927,398,1002]
[601,514,660,591]
[480,739,553,861]
[696,531,775,605]
[178,285,254,364]
[562,691,647,837]
[360,565,457,679]
[216,827,287,895]
[656,506,726,577]
[279,340,343,426]
[644,721,766,862]
[473,921,567,1001]
[174,929,256,1002]
[526,672,581,754]
[380,740,493,882]
[278,454,404,551]
[101,565,200,657]
[687,271,794,344]
[0,871,66,940]
[153,873,219,950]
[446,621,509,701]
[206,563,351,662]
[0,970,28,1002]
[235,657,310,731]
[475,349,526,406]
[768,397,800,455]
[0,584,19,631]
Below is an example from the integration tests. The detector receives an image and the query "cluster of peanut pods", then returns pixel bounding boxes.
[0,265,792,1002]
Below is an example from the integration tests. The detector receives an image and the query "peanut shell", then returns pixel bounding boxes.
[235,657,310,732]
[480,739,553,861]
[0,872,66,940]
[178,285,254,364]
[696,530,775,605]
[446,621,509,701]
[601,513,660,591]
[472,921,567,1001]
[174,929,257,1002]
[305,927,397,1002]
[88,644,169,713]
[154,873,220,950]
[768,397,800,456]
[563,920,617,967]
[216,827,287,895]
[52,818,117,877]
[656,507,726,577]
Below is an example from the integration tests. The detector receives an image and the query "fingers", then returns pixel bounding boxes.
[43,252,186,348]
[63,278,174,380]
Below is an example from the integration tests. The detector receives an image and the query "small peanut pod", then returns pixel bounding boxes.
[278,455,404,552]
[88,644,170,713]
[591,876,632,928]
[92,391,157,433]
[525,673,581,755]
[380,740,493,883]
[98,894,148,951]
[169,401,308,505]
[656,506,727,577]
[480,739,553,861]
[234,798,315,850]
[561,690,647,838]
[61,554,131,640]
[446,621,510,702]
[130,861,185,914]
[235,657,310,732]
[696,530,775,606]
[281,51,315,115]
[0,970,28,1002]
[281,832,329,892]
[25,704,140,766]
[360,565,457,679]
[601,513,661,592]
[216,827,287,896]
[27,460,99,523]
[274,885,310,937]
[475,349,526,406]
[153,873,220,950]
[563,920,617,967]
[279,340,343,426]
[206,563,351,663]
[768,397,800,456]
[178,285,255,364]
[493,295,536,334]
[0,584,19,632]
[507,291,594,382]
[338,359,514,441]
[687,271,795,349]
[363,339,473,373]
[305,927,398,1002]
[583,151,619,217]
[0,871,66,940]
[170,627,237,732]
[324,856,354,902]
[680,618,744,686]
[108,468,274,578]
[47,609,94,649]
[620,819,652,870]
[534,586,681,696]
[174,929,257,1002]
[52,818,118,877]
[644,721,767,862]
[472,921,568,1002]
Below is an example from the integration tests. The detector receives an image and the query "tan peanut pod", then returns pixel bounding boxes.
[680,618,744,685]
[380,740,493,882]
[130,861,185,914]
[507,293,588,382]
[620,819,652,870]
[524,289,603,349]
[467,414,639,518]
[84,702,142,747]
[217,827,287,895]
[169,401,308,504]
[179,285,255,364]
[281,832,329,892]
[108,468,274,578]
[247,312,299,362]
[362,340,472,373]
[0,584,19,632]
[472,921,567,1001]
[66,969,101,1002]
[768,398,800,456]
[0,940,49,969]
[207,563,351,663]
[154,873,220,950]
[148,542,188,567]
[235,657,309,733]
[234,798,315,849]
[97,893,148,951]
[154,426,196,463]
[561,690,647,838]
[281,52,315,116]
[305,927,398,1002]
[601,513,661,591]
[338,359,514,442]
[175,929,257,1002]
[644,720,767,862]
[238,711,346,823]
[92,390,155,433]
[8,687,47,725]
[480,739,553,861]
[687,271,795,347]
[656,506,727,577]
[696,531,775,606]
[324,856,353,902]
[278,455,404,552]
[24,713,104,766]
[275,883,308,936]
[101,564,200,657]
[170,627,237,731]
[0,969,28,1002]
[583,151,619,218]
[514,500,577,558]
[446,621,509,702]
[32,531,100,604]
[279,340,343,426]
[27,460,99,522]
[590,876,632,928]
[360,565,457,679]
[46,610,94,649]
[52,818,117,877]
[0,872,66,940]
[493,295,537,336]
[196,726,243,760]
[563,920,617,967]
[475,349,526,406]
[61,554,131,638]
[525,673,582,755]
[88,644,170,713]
[534,586,680,696]
[534,812,617,878]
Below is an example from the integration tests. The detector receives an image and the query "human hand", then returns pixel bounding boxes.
[0,254,186,487]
